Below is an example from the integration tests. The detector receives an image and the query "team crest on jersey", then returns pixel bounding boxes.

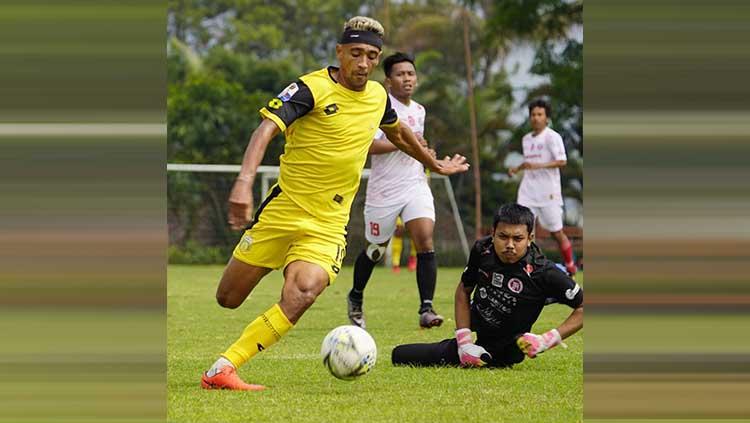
[507,278,523,294]
[277,83,299,102]
[565,284,581,300]
[491,272,504,288]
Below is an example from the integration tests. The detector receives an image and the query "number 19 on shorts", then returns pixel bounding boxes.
[369,222,380,237]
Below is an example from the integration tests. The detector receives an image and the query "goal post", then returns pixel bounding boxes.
[167,163,470,265]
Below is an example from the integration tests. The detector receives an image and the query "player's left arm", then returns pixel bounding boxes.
[369,132,399,154]
[381,123,467,175]
[517,267,583,358]
[514,132,568,172]
[370,131,432,156]
[556,305,583,339]
[519,159,567,171]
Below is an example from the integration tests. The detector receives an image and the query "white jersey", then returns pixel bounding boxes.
[365,94,429,207]
[517,126,567,207]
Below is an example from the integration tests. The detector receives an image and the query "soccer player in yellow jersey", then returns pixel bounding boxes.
[200,16,469,391]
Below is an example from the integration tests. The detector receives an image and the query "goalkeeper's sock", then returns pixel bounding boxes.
[221,303,293,368]
[416,251,437,311]
[351,250,377,301]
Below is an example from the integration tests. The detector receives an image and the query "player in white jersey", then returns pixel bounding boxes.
[347,52,444,329]
[509,99,577,275]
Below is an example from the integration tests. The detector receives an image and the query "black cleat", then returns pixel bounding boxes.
[419,308,444,328]
[347,295,366,329]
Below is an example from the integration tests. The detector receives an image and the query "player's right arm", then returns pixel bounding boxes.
[454,281,473,330]
[454,247,491,367]
[227,80,314,230]
[227,119,279,230]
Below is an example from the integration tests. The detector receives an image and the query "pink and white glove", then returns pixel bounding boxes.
[517,329,566,358]
[456,328,492,367]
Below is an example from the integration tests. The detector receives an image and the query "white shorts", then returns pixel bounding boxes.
[363,186,435,244]
[527,204,564,232]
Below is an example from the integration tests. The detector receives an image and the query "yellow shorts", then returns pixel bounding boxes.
[232,185,347,284]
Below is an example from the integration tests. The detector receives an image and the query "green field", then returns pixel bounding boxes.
[168,265,583,423]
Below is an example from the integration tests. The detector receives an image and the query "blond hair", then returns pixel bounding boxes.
[344,16,384,38]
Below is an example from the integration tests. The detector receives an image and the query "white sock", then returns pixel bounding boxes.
[206,356,234,377]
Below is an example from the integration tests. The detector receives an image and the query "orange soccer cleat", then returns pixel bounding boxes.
[201,366,265,391]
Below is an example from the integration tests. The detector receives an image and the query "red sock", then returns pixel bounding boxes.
[560,238,574,265]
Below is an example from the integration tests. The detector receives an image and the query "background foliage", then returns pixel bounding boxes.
[167,0,583,263]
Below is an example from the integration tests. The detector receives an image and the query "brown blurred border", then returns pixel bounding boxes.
[585,0,750,420]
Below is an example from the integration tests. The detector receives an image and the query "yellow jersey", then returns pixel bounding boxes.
[259,67,398,226]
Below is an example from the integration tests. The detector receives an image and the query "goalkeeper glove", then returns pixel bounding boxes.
[517,329,566,358]
[456,328,492,367]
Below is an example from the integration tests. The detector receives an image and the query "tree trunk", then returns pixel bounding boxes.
[462,7,482,239]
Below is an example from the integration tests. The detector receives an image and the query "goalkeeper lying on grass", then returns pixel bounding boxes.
[392,203,583,368]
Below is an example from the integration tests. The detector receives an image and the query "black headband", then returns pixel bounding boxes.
[339,29,383,50]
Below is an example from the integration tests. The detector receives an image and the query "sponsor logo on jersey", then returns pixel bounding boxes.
[565,283,581,300]
[479,287,487,299]
[507,278,523,294]
[277,82,299,102]
[491,272,504,288]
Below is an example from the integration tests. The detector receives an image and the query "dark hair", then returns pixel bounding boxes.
[383,52,415,77]
[493,203,535,235]
[527,98,551,117]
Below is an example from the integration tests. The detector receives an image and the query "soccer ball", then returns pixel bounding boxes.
[320,325,377,380]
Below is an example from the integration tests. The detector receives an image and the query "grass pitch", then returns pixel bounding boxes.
[168,265,583,422]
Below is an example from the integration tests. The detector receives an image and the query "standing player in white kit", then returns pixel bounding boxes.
[509,99,577,275]
[347,52,444,329]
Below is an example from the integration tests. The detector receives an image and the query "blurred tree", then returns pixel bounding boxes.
[168,0,378,69]
[484,0,583,209]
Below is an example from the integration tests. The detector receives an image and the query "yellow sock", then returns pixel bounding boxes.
[391,235,403,267]
[410,239,417,260]
[222,303,293,368]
